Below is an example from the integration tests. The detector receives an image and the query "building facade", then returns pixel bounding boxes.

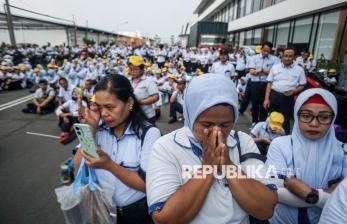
[0,13,115,46]
[194,0,347,91]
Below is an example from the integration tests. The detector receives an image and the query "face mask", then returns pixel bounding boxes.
[72,96,77,101]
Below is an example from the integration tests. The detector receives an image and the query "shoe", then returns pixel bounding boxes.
[22,108,33,113]
[168,118,178,124]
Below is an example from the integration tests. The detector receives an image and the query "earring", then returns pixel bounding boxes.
[129,107,133,111]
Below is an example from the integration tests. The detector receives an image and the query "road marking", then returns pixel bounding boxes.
[0,94,34,111]
[244,111,253,123]
[26,132,60,139]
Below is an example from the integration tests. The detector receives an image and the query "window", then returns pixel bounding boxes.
[264,25,275,43]
[314,10,340,60]
[245,0,252,16]
[245,30,253,45]
[276,22,290,47]
[252,0,263,13]
[229,3,235,21]
[239,31,246,46]
[292,17,312,44]
[253,28,262,45]
[238,0,246,18]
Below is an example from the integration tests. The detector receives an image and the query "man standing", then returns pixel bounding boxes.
[210,49,235,79]
[264,48,306,134]
[248,42,278,125]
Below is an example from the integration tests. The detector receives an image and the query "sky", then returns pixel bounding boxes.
[0,0,200,41]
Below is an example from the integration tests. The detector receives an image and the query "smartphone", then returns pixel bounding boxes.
[73,123,99,158]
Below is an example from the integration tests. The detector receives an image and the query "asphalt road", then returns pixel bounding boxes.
[0,89,252,224]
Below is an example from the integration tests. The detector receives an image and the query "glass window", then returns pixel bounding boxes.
[337,48,347,91]
[245,0,252,16]
[239,31,246,46]
[245,30,253,45]
[229,3,235,21]
[315,10,340,60]
[264,25,275,43]
[253,28,262,45]
[276,22,290,47]
[239,0,246,18]
[252,0,262,13]
[292,17,312,44]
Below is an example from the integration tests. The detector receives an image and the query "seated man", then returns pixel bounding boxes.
[250,111,285,155]
[168,77,186,124]
[22,79,56,114]
[55,88,86,143]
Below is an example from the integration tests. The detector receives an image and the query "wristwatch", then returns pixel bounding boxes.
[305,188,319,204]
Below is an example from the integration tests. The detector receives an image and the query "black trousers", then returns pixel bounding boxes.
[157,62,165,69]
[269,90,294,134]
[59,116,78,133]
[170,102,183,119]
[117,198,152,224]
[25,102,55,114]
[250,82,267,123]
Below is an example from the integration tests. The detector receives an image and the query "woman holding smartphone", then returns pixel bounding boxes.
[73,74,161,224]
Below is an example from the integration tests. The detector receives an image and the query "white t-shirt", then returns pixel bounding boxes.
[147,127,277,224]
[210,61,235,79]
[267,63,307,93]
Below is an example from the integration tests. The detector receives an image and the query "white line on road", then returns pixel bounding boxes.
[26,132,60,139]
[0,94,34,111]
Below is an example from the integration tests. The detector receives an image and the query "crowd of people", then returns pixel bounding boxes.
[1,41,346,223]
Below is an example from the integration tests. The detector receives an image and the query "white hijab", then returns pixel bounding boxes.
[292,88,344,189]
[183,74,239,141]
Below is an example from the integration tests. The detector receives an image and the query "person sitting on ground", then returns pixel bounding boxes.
[237,76,248,102]
[22,79,56,114]
[250,111,286,155]
[82,79,95,102]
[168,77,186,124]
[56,87,87,143]
[57,77,73,106]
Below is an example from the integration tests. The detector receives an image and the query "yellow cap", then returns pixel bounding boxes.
[63,59,68,63]
[34,68,40,73]
[164,62,169,68]
[196,68,203,76]
[128,55,145,67]
[255,45,262,54]
[0,66,8,71]
[269,112,284,130]
[102,59,107,64]
[156,69,162,74]
[125,67,130,74]
[328,68,337,73]
[168,74,176,79]
[20,66,26,72]
[162,67,168,73]
[90,95,96,103]
[14,66,21,70]
[73,87,83,96]
[47,63,54,68]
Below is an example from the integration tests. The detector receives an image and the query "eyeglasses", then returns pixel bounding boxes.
[297,112,334,125]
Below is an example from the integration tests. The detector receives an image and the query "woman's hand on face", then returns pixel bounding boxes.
[202,128,222,167]
[79,106,100,129]
[218,130,232,166]
[82,147,113,171]
[284,177,312,199]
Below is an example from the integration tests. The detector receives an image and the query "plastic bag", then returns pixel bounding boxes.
[55,158,117,224]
